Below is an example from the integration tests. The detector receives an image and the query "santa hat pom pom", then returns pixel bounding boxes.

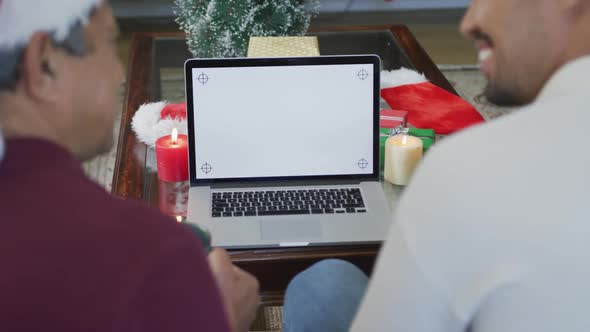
[131,101,189,147]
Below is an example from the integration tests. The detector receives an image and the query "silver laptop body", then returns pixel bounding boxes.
[185,55,391,248]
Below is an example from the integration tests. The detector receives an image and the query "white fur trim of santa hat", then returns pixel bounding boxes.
[0,0,102,50]
[381,67,428,89]
[131,101,189,147]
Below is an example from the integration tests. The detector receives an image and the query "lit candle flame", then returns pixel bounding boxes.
[172,128,178,144]
[176,216,183,223]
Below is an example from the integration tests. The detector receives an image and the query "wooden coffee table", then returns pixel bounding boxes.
[112,25,456,305]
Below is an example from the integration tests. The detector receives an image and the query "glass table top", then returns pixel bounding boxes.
[140,29,418,217]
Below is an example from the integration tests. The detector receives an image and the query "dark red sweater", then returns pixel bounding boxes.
[0,138,230,332]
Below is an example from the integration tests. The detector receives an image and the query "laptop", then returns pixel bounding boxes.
[185,55,392,248]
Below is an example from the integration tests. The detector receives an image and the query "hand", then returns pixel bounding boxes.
[208,248,260,332]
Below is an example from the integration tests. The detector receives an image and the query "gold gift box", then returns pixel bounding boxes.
[247,36,320,57]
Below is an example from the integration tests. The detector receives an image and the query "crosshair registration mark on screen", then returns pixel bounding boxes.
[201,162,213,174]
[357,158,369,169]
[197,73,209,85]
[357,69,369,80]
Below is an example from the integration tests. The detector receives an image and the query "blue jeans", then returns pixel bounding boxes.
[283,259,369,332]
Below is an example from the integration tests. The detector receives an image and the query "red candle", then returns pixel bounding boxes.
[155,128,189,182]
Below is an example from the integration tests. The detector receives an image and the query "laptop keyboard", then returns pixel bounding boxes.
[211,188,366,218]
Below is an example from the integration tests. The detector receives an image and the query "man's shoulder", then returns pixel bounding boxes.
[40,163,185,241]
[2,162,200,262]
[397,105,543,251]
[419,91,584,185]
[396,100,568,257]
[0,166,208,326]
[74,185,196,253]
[418,105,538,181]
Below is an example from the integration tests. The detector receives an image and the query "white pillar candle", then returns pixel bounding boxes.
[384,134,423,186]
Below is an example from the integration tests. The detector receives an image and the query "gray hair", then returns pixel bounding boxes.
[0,8,97,92]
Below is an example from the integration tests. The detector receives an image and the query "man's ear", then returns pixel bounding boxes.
[19,32,61,103]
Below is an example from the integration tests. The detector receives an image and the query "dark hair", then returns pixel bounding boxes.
[0,8,97,92]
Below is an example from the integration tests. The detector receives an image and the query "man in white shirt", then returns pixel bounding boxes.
[283,0,590,331]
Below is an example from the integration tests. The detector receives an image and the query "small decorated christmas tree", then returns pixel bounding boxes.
[174,0,320,58]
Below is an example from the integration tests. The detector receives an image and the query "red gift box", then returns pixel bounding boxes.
[380,109,408,128]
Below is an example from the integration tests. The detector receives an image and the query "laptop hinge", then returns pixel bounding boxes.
[210,179,363,189]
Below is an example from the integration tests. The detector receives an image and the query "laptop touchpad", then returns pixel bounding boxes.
[260,220,322,241]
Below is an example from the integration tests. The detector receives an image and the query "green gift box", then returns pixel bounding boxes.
[409,128,435,152]
[379,128,435,171]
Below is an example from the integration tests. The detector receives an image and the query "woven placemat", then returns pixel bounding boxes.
[250,306,283,332]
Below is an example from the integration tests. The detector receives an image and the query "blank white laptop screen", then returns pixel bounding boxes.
[189,58,377,181]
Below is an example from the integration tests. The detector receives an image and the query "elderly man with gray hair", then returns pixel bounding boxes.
[0,1,260,331]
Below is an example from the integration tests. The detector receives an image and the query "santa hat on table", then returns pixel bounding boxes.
[0,0,103,50]
[381,68,485,135]
[131,102,188,147]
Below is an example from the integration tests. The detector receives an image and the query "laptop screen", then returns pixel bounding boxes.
[185,56,380,185]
